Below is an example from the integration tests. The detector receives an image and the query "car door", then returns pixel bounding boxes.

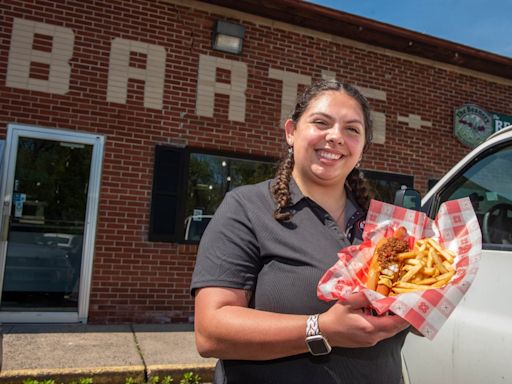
[402,136,512,383]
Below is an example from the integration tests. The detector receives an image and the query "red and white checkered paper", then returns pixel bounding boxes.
[317,197,481,340]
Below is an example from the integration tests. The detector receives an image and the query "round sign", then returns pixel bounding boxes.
[453,104,493,148]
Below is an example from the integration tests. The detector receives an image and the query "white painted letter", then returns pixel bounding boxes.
[356,86,387,145]
[6,18,74,94]
[196,54,248,122]
[107,38,166,110]
[321,70,336,81]
[268,68,311,125]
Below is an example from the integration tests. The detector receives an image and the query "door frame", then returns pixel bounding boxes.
[0,123,105,323]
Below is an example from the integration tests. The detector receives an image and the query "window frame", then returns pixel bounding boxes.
[428,178,440,191]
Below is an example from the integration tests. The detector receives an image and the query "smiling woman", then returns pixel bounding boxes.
[273,80,373,224]
[191,80,409,384]
[283,90,366,221]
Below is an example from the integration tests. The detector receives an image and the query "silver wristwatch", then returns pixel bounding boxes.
[305,314,332,356]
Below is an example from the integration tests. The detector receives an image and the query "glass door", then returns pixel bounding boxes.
[0,124,104,323]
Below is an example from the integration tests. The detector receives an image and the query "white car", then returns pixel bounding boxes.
[184,215,213,241]
[401,125,512,383]
[40,233,79,248]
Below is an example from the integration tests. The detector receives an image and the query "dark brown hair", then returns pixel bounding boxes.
[272,79,373,221]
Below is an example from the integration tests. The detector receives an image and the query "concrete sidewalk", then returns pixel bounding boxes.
[0,323,216,384]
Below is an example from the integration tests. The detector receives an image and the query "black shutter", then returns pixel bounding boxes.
[148,145,188,242]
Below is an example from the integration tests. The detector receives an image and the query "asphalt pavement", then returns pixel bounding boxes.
[0,323,216,384]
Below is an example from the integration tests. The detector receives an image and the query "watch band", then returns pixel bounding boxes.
[305,314,332,355]
[306,314,320,337]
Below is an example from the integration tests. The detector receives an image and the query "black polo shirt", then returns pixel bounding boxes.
[191,178,407,384]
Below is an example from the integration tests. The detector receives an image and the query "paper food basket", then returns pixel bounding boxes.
[317,197,482,340]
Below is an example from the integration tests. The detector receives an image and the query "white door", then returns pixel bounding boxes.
[0,124,104,323]
[403,137,512,383]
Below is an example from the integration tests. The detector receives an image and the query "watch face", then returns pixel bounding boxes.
[306,335,332,356]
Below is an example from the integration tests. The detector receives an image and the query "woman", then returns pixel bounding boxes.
[190,80,409,384]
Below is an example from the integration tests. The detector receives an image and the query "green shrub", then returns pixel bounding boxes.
[179,372,201,384]
[21,372,201,384]
[71,380,93,384]
[148,376,174,384]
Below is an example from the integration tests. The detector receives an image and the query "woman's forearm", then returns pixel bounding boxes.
[196,305,309,360]
[194,287,310,360]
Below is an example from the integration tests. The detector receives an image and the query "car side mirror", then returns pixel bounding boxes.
[394,187,421,211]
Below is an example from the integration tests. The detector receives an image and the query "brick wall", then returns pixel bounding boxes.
[1,0,511,323]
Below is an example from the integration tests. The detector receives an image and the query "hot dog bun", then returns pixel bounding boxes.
[366,238,386,291]
[366,226,410,296]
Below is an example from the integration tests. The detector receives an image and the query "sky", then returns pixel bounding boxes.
[307,0,512,58]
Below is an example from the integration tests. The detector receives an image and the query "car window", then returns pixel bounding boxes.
[436,144,512,250]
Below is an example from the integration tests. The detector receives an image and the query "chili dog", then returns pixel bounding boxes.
[366,226,410,296]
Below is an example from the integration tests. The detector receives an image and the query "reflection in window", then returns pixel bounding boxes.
[184,153,276,241]
[438,145,512,249]
[361,170,414,204]
[2,138,91,310]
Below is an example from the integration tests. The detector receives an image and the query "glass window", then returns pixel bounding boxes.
[2,137,92,311]
[184,153,276,241]
[437,144,512,250]
[362,170,414,204]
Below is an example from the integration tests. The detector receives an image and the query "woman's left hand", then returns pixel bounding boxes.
[319,292,410,348]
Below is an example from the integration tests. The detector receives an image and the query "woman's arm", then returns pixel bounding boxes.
[194,287,410,360]
[195,287,307,360]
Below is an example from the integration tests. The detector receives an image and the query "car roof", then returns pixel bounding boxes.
[487,125,512,141]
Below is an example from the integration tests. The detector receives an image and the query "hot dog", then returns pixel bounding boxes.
[366,226,410,296]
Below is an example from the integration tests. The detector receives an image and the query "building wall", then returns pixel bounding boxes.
[1,0,511,323]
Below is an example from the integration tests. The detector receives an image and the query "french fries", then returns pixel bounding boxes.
[390,238,456,295]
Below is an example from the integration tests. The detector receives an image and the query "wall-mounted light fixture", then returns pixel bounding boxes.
[212,20,245,55]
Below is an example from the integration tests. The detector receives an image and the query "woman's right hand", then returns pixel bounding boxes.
[319,292,410,348]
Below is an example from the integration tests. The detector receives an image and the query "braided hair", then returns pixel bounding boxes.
[271,79,373,221]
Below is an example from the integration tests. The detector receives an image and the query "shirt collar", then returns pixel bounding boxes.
[285,177,367,240]
[288,177,306,206]
[288,177,364,212]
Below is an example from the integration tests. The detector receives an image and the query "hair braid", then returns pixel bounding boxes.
[271,148,294,221]
[345,168,372,211]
